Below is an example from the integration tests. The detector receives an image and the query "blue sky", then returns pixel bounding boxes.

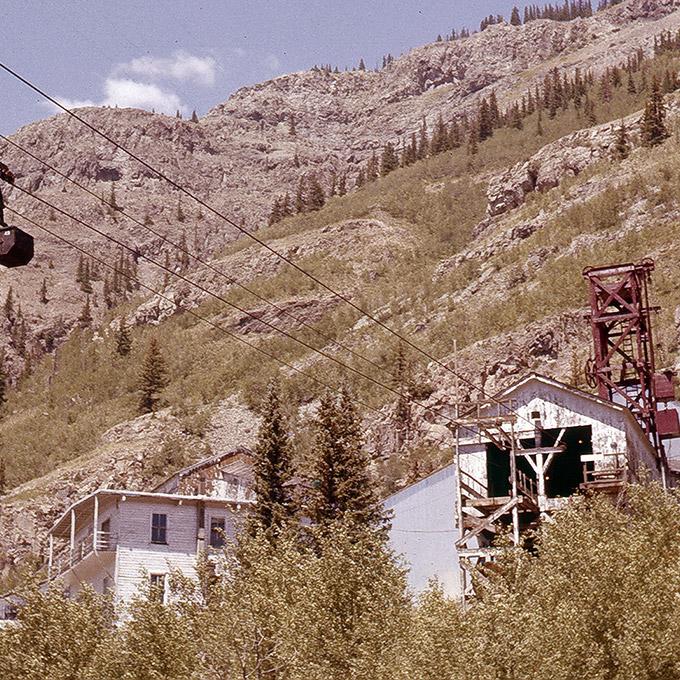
[1,1,521,135]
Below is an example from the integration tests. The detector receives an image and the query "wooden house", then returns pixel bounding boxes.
[44,448,254,610]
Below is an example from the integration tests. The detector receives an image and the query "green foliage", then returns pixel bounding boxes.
[137,337,169,414]
[641,76,669,147]
[312,387,387,534]
[0,584,114,679]
[115,320,133,357]
[250,380,295,536]
[5,486,680,679]
[191,524,409,680]
[5,46,680,497]
[145,435,189,482]
[93,582,198,680]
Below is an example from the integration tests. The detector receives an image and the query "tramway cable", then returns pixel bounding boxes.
[6,205,388,419]
[0,133,405,386]
[0,61,545,434]
[6,193,468,430]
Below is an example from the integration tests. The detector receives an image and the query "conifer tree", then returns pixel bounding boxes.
[288,114,297,136]
[39,278,48,304]
[190,110,199,123]
[115,319,133,357]
[80,261,93,294]
[249,380,295,536]
[380,142,399,176]
[478,99,494,140]
[78,296,93,328]
[108,183,119,220]
[137,337,169,414]
[489,91,500,127]
[76,255,85,284]
[613,120,630,159]
[178,232,190,270]
[358,58,366,71]
[312,387,386,534]
[103,275,113,309]
[510,6,522,25]
[337,172,347,196]
[467,124,479,155]
[295,176,306,213]
[627,70,637,95]
[0,455,5,496]
[417,118,429,159]
[366,150,378,181]
[162,252,172,288]
[306,174,326,211]
[641,76,669,147]
[430,114,449,155]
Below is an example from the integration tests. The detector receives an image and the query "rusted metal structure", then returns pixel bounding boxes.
[583,260,680,463]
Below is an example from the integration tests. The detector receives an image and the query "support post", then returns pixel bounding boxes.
[452,340,467,600]
[69,509,76,563]
[48,534,54,580]
[510,422,520,545]
[93,494,99,553]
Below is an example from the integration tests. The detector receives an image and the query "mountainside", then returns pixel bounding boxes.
[2,0,680,583]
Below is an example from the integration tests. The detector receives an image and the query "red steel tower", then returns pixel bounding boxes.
[583,259,679,463]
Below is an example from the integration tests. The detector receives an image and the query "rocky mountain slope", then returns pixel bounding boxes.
[2,0,680,583]
[1,0,678,375]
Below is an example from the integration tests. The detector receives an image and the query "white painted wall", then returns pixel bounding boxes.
[384,465,465,599]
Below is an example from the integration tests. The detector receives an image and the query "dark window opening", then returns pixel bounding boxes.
[485,425,594,499]
[151,513,167,544]
[210,517,226,549]
[544,425,593,497]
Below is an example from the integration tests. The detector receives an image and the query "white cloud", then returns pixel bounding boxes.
[50,78,184,116]
[116,51,217,87]
[102,78,183,114]
[54,97,97,110]
[263,53,281,72]
[48,50,219,116]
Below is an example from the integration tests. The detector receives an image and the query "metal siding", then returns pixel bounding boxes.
[384,465,463,598]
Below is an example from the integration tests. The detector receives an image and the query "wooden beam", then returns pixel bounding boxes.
[456,496,521,548]
[70,509,76,555]
[516,446,566,456]
[93,494,99,553]
[48,534,54,580]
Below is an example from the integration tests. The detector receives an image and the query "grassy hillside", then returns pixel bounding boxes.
[3,49,680,491]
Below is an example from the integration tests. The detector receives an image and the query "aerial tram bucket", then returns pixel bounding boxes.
[0,161,34,268]
[0,224,34,268]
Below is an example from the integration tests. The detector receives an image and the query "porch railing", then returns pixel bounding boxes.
[50,531,117,579]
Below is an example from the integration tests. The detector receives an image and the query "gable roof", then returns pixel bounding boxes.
[493,372,630,415]
[384,372,660,499]
[153,446,254,493]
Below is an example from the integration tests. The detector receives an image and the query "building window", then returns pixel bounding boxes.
[149,573,167,603]
[210,517,226,549]
[151,513,167,544]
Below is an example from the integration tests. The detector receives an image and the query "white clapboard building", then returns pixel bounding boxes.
[45,447,254,607]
